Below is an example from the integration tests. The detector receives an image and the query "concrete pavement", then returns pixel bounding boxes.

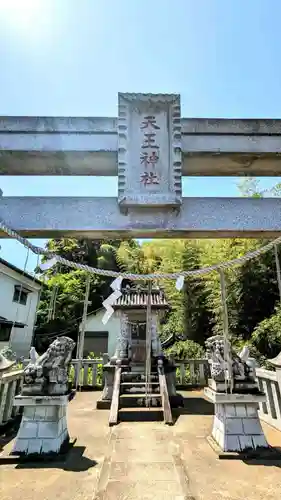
[1,391,281,500]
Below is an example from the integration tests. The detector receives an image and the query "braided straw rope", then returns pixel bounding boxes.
[1,218,281,280]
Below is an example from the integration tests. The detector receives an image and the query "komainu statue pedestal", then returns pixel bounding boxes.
[12,395,69,456]
[205,335,270,456]
[11,336,75,458]
[204,388,268,453]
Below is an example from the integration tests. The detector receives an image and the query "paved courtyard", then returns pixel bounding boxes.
[1,390,281,500]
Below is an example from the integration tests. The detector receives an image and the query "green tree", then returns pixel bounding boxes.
[116,240,147,275]
[237,177,281,198]
[165,339,205,360]
[234,177,281,342]
[235,248,279,340]
[251,305,281,359]
[35,238,122,351]
[118,239,213,345]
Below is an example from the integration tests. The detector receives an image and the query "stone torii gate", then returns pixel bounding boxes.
[1,92,281,239]
[2,93,281,451]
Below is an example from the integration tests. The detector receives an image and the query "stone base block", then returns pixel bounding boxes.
[96,399,111,410]
[169,394,184,408]
[207,435,281,460]
[204,388,268,453]
[208,378,258,393]
[12,395,70,456]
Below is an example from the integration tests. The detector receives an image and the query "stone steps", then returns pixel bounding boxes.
[119,394,162,408]
[121,372,158,383]
[121,381,159,385]
[117,367,164,420]
[120,381,160,394]
[118,407,164,422]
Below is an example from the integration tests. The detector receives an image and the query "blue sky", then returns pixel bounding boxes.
[0,0,281,272]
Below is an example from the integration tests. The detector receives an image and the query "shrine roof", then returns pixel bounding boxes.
[114,288,170,309]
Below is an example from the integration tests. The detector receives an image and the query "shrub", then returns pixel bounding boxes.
[250,307,281,360]
[165,339,205,360]
[68,351,103,387]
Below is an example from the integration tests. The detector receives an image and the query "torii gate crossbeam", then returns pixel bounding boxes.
[0,196,280,239]
[1,92,281,240]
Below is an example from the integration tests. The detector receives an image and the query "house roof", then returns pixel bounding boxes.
[0,257,42,286]
[0,316,25,328]
[114,288,170,310]
[161,333,184,348]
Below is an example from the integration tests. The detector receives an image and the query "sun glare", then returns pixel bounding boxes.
[0,0,50,36]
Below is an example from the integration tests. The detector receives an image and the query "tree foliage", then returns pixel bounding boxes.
[34,238,122,352]
[251,306,281,360]
[165,340,205,360]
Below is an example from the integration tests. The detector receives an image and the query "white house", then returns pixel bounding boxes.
[0,257,42,357]
[79,309,119,358]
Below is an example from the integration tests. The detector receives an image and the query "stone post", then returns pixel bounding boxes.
[0,354,17,423]
[165,368,177,397]
[269,352,281,393]
[118,312,129,361]
[111,312,130,364]
[151,313,162,357]
[163,358,184,408]
[97,363,115,408]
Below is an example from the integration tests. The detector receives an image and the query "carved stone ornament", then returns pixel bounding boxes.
[22,336,75,396]
[117,312,129,361]
[151,313,162,357]
[205,335,257,392]
[268,351,281,368]
[118,93,182,209]
[0,352,16,373]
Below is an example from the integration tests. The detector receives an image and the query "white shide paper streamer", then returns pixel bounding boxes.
[39,257,57,271]
[102,276,123,325]
[175,275,185,291]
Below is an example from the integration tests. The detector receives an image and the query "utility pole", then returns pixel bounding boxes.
[76,275,91,389]
[145,280,152,407]
[274,245,281,303]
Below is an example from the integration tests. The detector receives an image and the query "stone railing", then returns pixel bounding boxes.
[6,356,281,435]
[23,356,106,389]
[256,367,281,431]
[171,358,209,387]
[70,358,104,388]
[0,369,23,426]
[69,357,209,389]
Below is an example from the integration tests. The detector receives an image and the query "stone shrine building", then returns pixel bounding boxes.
[112,285,170,366]
[80,286,169,361]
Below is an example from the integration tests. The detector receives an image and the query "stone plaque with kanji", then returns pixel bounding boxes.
[118,93,182,209]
